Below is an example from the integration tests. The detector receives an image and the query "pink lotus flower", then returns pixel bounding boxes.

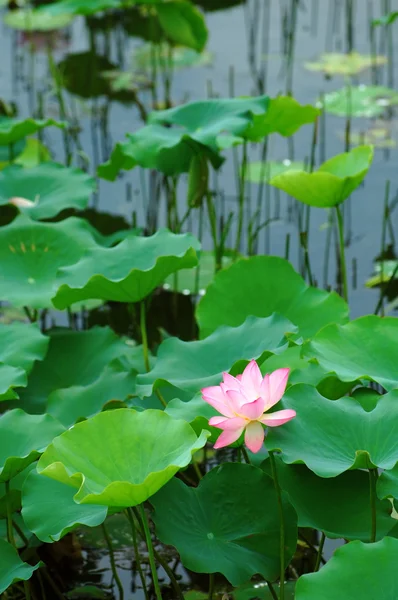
[202,360,296,453]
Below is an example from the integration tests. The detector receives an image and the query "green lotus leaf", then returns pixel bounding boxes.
[269,145,374,207]
[0,215,100,309]
[137,314,295,397]
[0,409,64,482]
[305,52,387,75]
[320,85,398,117]
[247,96,319,139]
[295,537,398,600]
[305,315,398,390]
[233,581,296,600]
[0,364,27,401]
[3,8,73,30]
[151,462,297,586]
[373,11,398,26]
[52,228,200,309]
[0,539,41,594]
[156,1,208,51]
[163,250,234,294]
[17,326,140,414]
[266,384,398,477]
[165,393,219,441]
[0,163,95,220]
[262,456,395,541]
[366,259,398,287]
[47,360,138,427]
[0,138,51,171]
[37,409,209,506]
[0,321,48,374]
[36,0,121,16]
[132,43,212,70]
[246,160,305,184]
[196,256,348,339]
[22,470,107,543]
[0,117,65,145]
[377,464,398,500]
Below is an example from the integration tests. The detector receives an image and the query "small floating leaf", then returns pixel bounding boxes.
[305,52,387,76]
[321,85,398,117]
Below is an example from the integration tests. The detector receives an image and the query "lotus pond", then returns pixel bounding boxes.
[3,0,398,599]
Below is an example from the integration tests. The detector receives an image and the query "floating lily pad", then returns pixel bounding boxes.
[338,125,396,149]
[163,250,233,294]
[100,69,152,94]
[0,539,41,594]
[47,360,138,427]
[295,538,398,600]
[38,409,208,506]
[366,260,398,287]
[247,160,305,184]
[22,470,107,543]
[35,0,121,16]
[3,8,73,31]
[306,315,398,390]
[269,145,374,208]
[0,117,65,145]
[132,43,212,70]
[266,384,398,477]
[17,326,140,414]
[52,228,200,309]
[137,314,295,397]
[261,456,395,541]
[196,256,348,339]
[151,463,297,586]
[156,1,208,52]
[0,409,64,482]
[320,85,398,117]
[0,163,94,220]
[305,52,387,76]
[0,216,100,309]
[98,96,269,180]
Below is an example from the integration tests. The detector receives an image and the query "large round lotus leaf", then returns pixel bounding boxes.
[266,384,398,477]
[52,229,200,309]
[269,145,374,208]
[165,393,219,442]
[0,215,99,309]
[151,462,297,586]
[3,8,73,30]
[305,52,387,76]
[0,321,48,374]
[295,537,398,600]
[261,456,395,541]
[0,364,26,401]
[47,360,138,427]
[196,256,348,339]
[163,250,234,294]
[377,464,398,500]
[0,539,41,594]
[305,315,398,390]
[37,409,209,506]
[247,96,319,139]
[320,85,398,118]
[17,326,139,414]
[233,581,296,600]
[156,1,208,51]
[0,117,64,145]
[22,470,107,543]
[247,160,305,184]
[137,314,295,397]
[0,409,64,482]
[0,163,94,220]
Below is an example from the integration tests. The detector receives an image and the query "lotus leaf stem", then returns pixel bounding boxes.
[101,523,124,600]
[314,532,326,572]
[269,451,286,600]
[335,204,348,303]
[140,301,151,373]
[23,581,31,600]
[234,141,248,256]
[139,504,162,600]
[266,580,279,600]
[125,509,150,600]
[207,572,214,600]
[5,481,16,548]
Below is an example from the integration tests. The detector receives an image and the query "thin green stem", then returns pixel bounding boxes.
[241,446,251,464]
[139,505,162,600]
[140,301,151,373]
[266,581,279,600]
[208,572,215,600]
[269,451,285,600]
[125,509,149,600]
[5,481,16,548]
[234,141,248,256]
[101,523,124,600]
[314,532,326,572]
[335,205,348,303]
[369,469,377,543]
[23,581,31,600]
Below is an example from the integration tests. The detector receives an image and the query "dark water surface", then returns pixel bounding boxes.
[1,0,398,597]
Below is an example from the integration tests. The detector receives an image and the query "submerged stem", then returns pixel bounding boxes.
[101,523,124,600]
[269,451,285,600]
[140,300,151,373]
[335,204,348,303]
[139,504,162,600]
[369,468,378,543]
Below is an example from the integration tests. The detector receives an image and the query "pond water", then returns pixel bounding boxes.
[1,0,398,597]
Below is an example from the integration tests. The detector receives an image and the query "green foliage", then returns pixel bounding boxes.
[321,85,398,117]
[0,539,41,594]
[151,463,297,585]
[3,8,73,30]
[0,117,65,145]
[156,1,208,51]
[305,52,387,75]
